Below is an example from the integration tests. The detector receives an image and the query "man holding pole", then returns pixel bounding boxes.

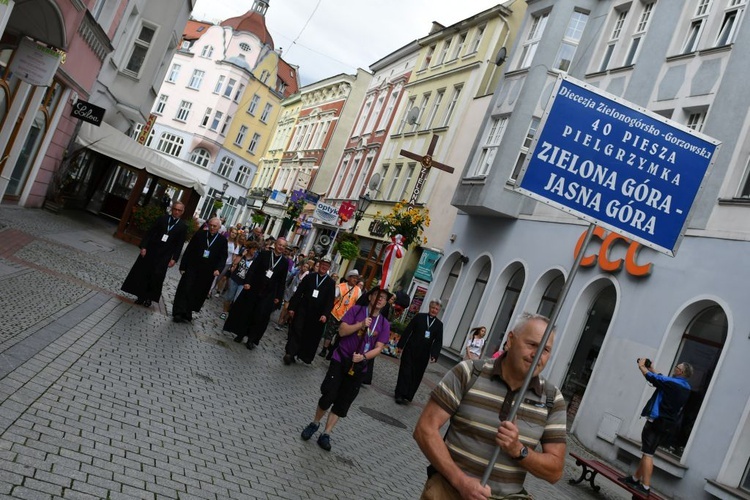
[413,312,566,499]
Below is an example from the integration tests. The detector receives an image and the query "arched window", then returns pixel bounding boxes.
[451,261,492,351]
[537,274,564,318]
[157,133,183,157]
[487,266,525,351]
[217,156,234,177]
[235,164,251,186]
[664,305,727,457]
[438,258,463,319]
[189,148,211,168]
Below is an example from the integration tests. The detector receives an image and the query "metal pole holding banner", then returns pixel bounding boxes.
[481,223,596,486]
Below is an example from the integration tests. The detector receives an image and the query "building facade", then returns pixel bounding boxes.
[437,1,750,498]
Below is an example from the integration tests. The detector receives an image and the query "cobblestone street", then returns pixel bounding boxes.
[0,206,635,499]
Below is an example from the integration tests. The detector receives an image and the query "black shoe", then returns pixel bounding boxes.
[325,349,333,360]
[143,300,152,307]
[301,422,319,441]
[233,335,245,343]
[618,475,639,487]
[318,347,328,358]
[395,397,405,405]
[631,482,650,496]
[173,315,184,323]
[283,354,294,365]
[317,433,331,451]
[246,342,256,350]
[134,298,145,305]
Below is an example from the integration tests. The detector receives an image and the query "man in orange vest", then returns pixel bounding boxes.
[319,269,362,359]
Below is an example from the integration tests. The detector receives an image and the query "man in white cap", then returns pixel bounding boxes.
[319,268,362,359]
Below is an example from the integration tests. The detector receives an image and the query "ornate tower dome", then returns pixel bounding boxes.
[220,0,274,48]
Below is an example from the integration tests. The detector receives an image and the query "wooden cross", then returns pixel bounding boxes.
[400,134,454,206]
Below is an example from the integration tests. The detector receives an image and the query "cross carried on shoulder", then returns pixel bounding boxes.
[400,134,454,206]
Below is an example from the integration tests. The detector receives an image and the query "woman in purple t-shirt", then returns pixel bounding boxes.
[299,288,391,452]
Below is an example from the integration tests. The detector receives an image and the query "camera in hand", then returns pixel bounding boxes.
[637,358,652,368]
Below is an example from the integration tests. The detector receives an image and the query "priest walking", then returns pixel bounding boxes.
[121,201,187,307]
[394,299,443,404]
[172,217,227,323]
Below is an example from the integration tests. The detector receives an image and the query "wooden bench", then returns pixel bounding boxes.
[569,452,665,499]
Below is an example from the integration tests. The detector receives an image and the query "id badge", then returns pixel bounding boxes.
[364,343,371,352]
[161,234,169,242]
[425,330,431,339]
[312,290,319,298]
[265,270,274,278]
[203,250,210,258]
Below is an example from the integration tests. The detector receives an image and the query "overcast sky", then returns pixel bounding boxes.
[191,0,506,85]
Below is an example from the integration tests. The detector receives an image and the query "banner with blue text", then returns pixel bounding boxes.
[515,76,720,256]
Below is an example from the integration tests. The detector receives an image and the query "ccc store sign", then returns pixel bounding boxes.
[574,226,653,277]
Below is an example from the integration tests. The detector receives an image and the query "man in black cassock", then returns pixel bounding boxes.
[122,202,188,307]
[394,299,443,404]
[172,217,227,323]
[284,257,336,365]
[224,236,289,349]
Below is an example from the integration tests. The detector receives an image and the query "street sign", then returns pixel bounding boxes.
[515,76,721,257]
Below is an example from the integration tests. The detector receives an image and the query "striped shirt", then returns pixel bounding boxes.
[431,358,567,496]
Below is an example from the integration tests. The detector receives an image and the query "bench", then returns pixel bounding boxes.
[569,452,665,500]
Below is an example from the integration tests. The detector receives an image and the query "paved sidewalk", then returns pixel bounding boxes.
[0,206,637,499]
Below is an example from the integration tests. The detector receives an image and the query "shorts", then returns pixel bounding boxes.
[323,317,342,341]
[318,359,363,418]
[641,419,673,455]
[224,280,244,303]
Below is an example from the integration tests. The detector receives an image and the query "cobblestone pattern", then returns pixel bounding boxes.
[0,207,636,500]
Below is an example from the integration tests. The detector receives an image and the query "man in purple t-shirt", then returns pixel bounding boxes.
[299,288,391,451]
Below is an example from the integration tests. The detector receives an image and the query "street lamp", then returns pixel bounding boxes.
[351,193,372,233]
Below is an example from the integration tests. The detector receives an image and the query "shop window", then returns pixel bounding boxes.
[537,274,564,318]
[486,266,525,351]
[437,258,463,319]
[451,260,492,351]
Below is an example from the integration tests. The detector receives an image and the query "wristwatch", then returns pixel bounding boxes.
[514,445,528,460]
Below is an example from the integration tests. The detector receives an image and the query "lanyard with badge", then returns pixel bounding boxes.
[312,273,328,298]
[266,252,282,278]
[203,232,218,258]
[161,217,178,242]
[425,315,436,339]
[348,308,380,375]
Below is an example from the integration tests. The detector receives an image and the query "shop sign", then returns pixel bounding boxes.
[10,37,62,87]
[313,201,339,225]
[70,99,105,126]
[574,226,653,277]
[414,249,442,282]
[516,75,720,257]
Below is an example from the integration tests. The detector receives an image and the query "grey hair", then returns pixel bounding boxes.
[510,312,555,336]
[678,362,694,378]
[429,299,442,307]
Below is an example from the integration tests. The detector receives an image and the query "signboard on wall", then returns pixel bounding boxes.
[9,37,62,87]
[70,99,105,126]
[414,249,442,283]
[515,76,721,257]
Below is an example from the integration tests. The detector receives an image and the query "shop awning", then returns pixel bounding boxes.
[76,122,205,196]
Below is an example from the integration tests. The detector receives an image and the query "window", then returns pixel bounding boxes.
[537,274,564,318]
[91,0,107,20]
[223,78,237,98]
[248,133,261,154]
[424,90,444,130]
[188,69,205,90]
[511,117,540,181]
[233,83,245,103]
[248,94,260,115]
[260,70,270,84]
[200,45,214,58]
[469,25,486,54]
[601,10,628,71]
[154,94,168,115]
[441,85,462,127]
[399,163,416,201]
[517,12,549,69]
[213,75,225,94]
[412,93,430,132]
[167,63,181,83]
[217,156,234,177]
[365,95,385,132]
[260,103,272,122]
[470,116,507,177]
[716,0,745,46]
[421,45,435,70]
[451,261,493,351]
[220,114,232,136]
[189,148,211,168]
[378,87,400,130]
[157,133,184,157]
[686,111,706,131]
[239,42,251,52]
[452,33,467,60]
[210,111,223,131]
[175,101,192,122]
[354,96,373,136]
[235,125,248,146]
[682,1,712,53]
[235,164,251,186]
[435,38,451,65]
[386,164,403,200]
[200,107,212,127]
[553,11,589,72]
[125,23,156,75]
[397,96,416,134]
[624,2,654,66]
